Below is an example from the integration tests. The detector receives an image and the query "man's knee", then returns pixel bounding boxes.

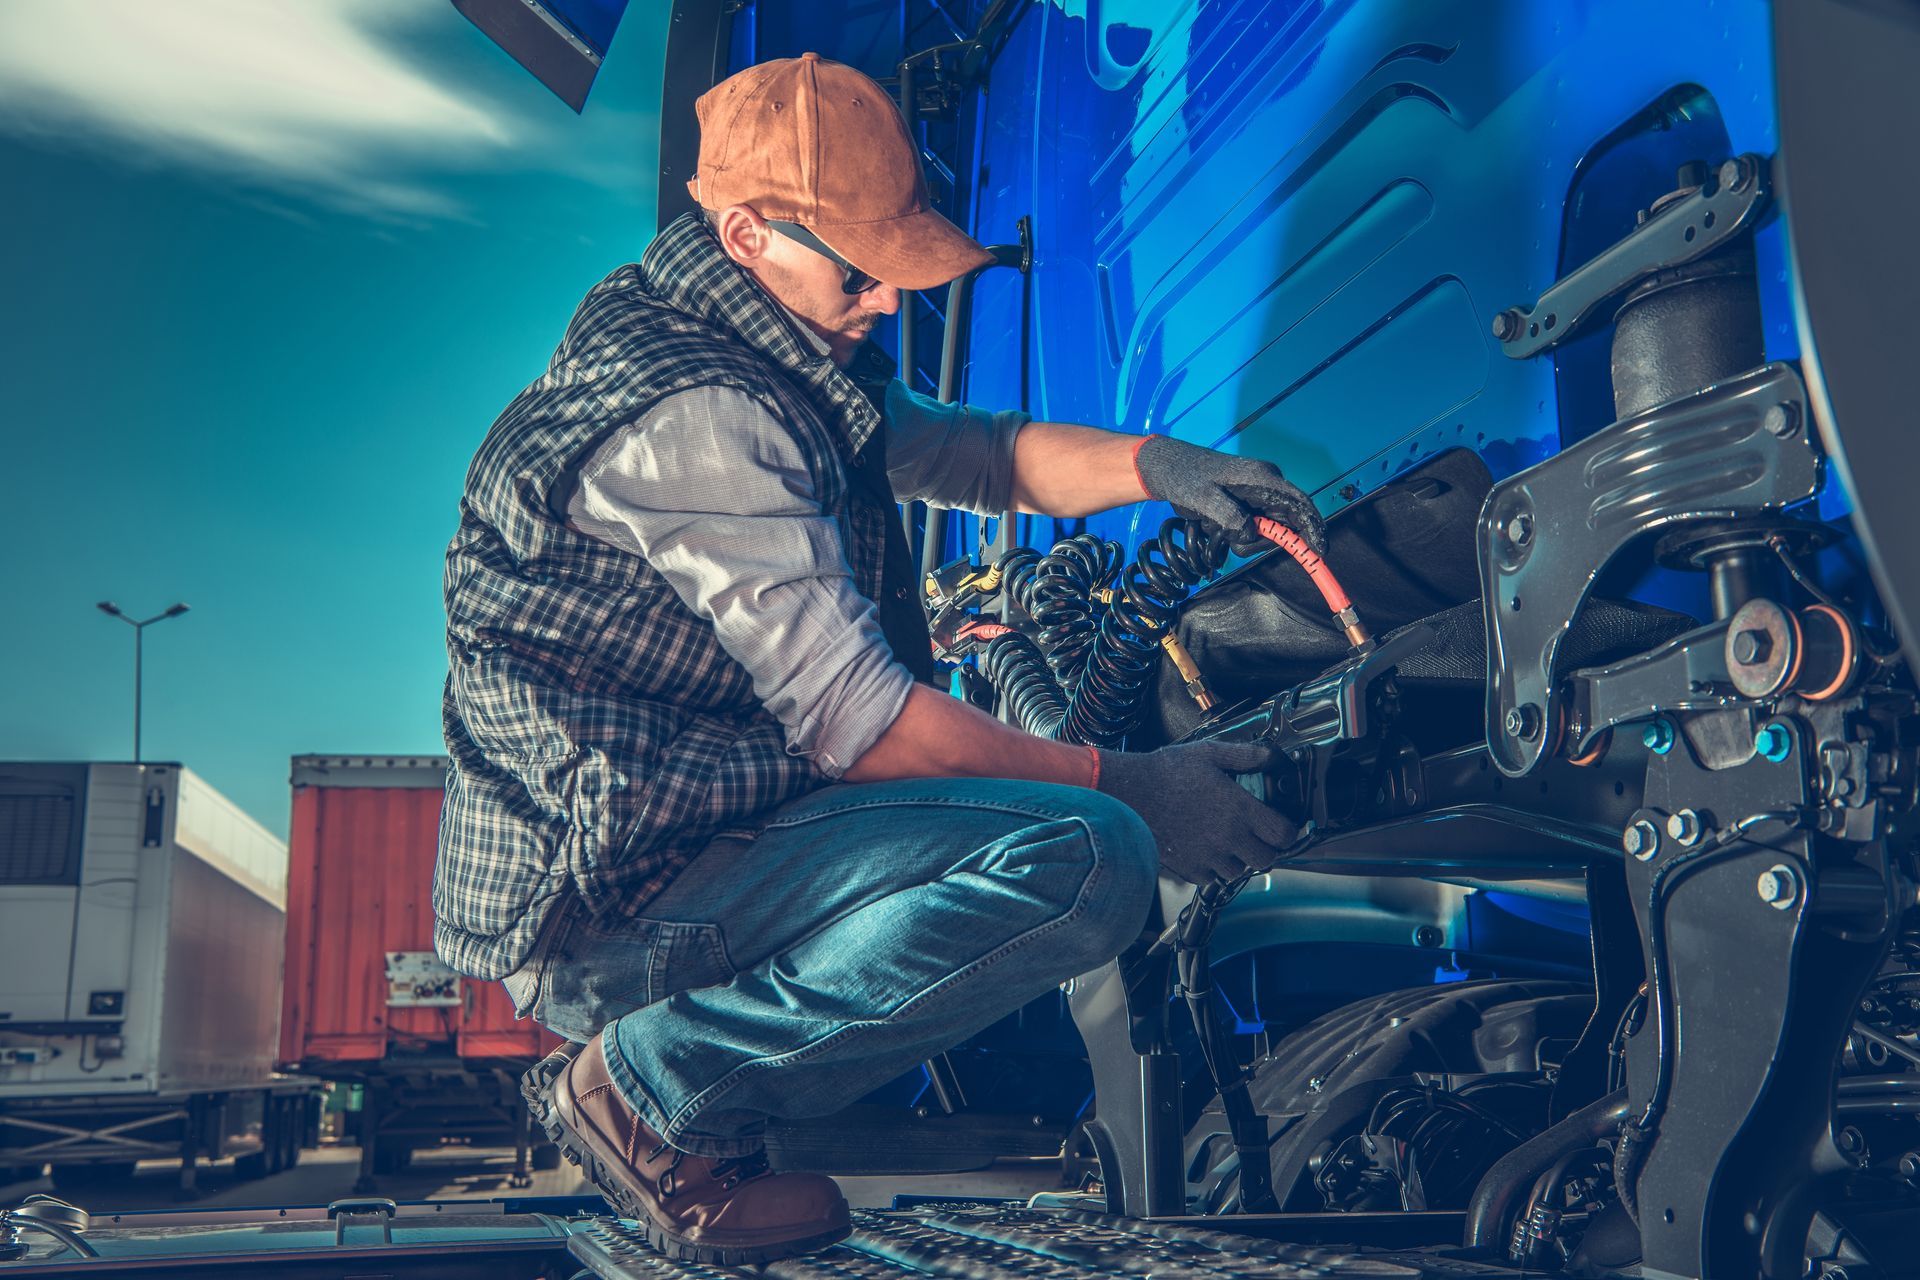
[1071,789,1159,956]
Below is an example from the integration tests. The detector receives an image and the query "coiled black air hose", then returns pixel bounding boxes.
[981,518,1228,747]
[978,626,1065,732]
[1009,533,1122,692]
[976,511,1377,747]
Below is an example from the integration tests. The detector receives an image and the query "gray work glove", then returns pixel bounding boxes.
[1096,741,1297,885]
[1134,434,1328,556]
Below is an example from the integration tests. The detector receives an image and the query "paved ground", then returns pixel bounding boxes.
[0,1144,1066,1215]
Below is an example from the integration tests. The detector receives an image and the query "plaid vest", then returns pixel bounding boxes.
[435,214,903,979]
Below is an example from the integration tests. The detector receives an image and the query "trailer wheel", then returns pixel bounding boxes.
[237,1096,287,1180]
[277,1100,303,1173]
[48,1161,136,1190]
[372,1141,413,1175]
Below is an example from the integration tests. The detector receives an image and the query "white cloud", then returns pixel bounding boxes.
[0,1,545,219]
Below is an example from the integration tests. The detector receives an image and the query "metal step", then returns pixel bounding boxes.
[568,1204,1516,1280]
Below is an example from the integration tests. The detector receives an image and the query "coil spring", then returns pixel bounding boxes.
[984,518,1227,747]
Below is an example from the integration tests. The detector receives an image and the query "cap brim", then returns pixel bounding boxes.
[812,206,996,292]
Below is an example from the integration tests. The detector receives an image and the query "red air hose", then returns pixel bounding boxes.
[1253,516,1373,652]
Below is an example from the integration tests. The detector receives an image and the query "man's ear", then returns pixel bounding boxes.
[711,204,773,268]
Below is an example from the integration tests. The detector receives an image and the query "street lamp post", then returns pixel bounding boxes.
[96,601,190,764]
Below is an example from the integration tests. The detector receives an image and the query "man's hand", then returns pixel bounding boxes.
[1133,435,1327,556]
[1095,741,1297,884]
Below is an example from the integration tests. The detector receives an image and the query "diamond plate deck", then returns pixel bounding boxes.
[568,1205,1513,1280]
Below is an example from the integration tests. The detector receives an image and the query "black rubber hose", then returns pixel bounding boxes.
[981,628,1065,734]
[1061,519,1226,746]
[1007,534,1119,691]
[1463,1089,1630,1249]
[982,518,1226,748]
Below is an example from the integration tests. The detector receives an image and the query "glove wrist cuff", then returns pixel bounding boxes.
[1130,435,1155,500]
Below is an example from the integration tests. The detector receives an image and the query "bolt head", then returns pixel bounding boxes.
[1622,822,1650,858]
[1755,723,1793,763]
[1642,719,1676,755]
[1731,628,1772,664]
[1719,157,1747,191]
[1762,401,1799,437]
[1506,511,1534,546]
[1756,863,1801,909]
[1666,809,1704,846]
[1491,311,1517,341]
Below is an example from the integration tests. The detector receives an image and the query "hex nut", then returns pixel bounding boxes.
[1622,819,1660,861]
[1505,703,1542,740]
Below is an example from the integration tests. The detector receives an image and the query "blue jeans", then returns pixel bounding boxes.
[507,777,1157,1157]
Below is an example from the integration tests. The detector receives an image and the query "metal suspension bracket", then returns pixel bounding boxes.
[1480,361,1823,777]
[1621,705,1903,1279]
[1492,154,1772,359]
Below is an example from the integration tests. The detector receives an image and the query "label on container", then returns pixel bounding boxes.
[385,951,462,1007]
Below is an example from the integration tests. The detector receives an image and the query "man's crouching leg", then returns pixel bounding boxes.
[526,779,1159,1263]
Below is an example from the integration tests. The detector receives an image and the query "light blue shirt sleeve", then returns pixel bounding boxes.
[565,386,914,778]
[882,380,1029,514]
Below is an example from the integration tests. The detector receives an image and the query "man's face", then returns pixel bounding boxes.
[710,206,902,367]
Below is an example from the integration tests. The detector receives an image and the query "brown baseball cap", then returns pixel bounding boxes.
[689,52,993,291]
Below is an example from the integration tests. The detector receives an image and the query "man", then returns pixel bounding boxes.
[435,53,1325,1265]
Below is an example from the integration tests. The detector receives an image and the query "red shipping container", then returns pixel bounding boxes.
[280,755,557,1067]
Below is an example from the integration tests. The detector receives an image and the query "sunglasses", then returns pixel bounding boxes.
[766,220,883,295]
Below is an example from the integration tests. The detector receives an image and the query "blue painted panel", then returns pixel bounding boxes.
[956,0,1784,555]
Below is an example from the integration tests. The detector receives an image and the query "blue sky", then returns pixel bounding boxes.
[0,1,667,835]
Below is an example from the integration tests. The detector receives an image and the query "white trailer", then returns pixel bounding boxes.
[0,762,318,1193]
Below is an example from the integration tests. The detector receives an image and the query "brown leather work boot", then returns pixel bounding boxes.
[523,1035,850,1264]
